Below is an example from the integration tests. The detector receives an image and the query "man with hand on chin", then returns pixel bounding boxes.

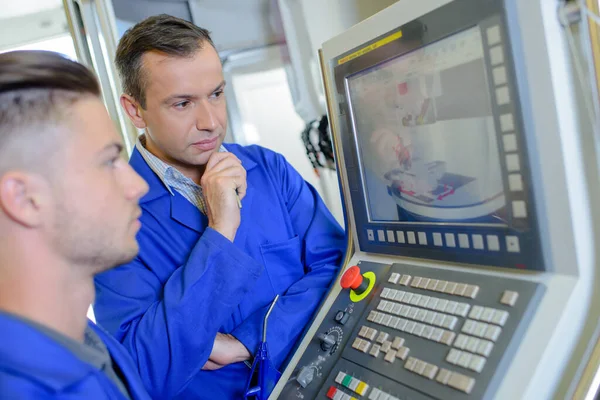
[93,14,346,400]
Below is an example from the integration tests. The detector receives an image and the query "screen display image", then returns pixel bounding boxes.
[347,27,506,225]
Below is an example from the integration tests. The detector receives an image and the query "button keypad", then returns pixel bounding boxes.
[339,268,534,400]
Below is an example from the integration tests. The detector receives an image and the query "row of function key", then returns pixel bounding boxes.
[388,273,480,299]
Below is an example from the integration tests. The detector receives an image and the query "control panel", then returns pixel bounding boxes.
[277,261,543,399]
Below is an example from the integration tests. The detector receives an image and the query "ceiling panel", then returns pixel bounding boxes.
[0,0,62,20]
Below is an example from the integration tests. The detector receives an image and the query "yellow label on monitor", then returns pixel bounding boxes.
[337,30,403,65]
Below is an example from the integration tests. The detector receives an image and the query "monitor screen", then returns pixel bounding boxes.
[347,26,506,225]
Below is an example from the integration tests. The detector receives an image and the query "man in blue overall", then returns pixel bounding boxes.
[0,50,151,399]
[93,14,346,399]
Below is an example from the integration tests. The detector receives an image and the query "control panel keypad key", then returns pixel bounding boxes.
[391,337,405,349]
[369,344,381,358]
[384,349,397,363]
[396,346,410,360]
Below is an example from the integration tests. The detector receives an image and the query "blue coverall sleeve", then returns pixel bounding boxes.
[94,228,263,399]
[231,152,346,368]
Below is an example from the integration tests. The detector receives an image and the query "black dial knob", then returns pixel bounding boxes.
[317,333,336,351]
[335,310,350,325]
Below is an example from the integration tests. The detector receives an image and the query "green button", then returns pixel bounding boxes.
[342,374,353,387]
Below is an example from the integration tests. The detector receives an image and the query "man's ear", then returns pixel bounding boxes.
[120,94,147,130]
[0,172,48,228]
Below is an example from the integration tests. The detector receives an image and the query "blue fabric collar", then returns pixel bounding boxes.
[0,313,98,391]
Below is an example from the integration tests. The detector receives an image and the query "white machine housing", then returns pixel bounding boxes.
[271,0,600,399]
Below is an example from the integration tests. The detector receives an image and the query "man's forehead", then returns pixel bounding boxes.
[142,46,220,70]
[141,48,222,84]
[142,50,180,67]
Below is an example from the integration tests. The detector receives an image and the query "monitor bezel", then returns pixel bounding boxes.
[331,0,544,271]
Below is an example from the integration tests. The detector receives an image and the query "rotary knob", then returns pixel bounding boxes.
[317,333,337,351]
[335,310,350,325]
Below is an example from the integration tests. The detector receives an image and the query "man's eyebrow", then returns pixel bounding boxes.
[212,80,226,92]
[162,94,199,105]
[161,81,226,104]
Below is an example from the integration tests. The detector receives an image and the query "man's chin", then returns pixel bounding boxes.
[181,153,215,171]
[194,147,221,161]
[121,243,139,264]
[95,245,139,274]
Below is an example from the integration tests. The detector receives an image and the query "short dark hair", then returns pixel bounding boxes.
[0,51,101,173]
[0,50,100,97]
[115,14,215,109]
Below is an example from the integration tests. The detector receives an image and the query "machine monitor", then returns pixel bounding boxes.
[333,1,541,270]
[351,28,504,226]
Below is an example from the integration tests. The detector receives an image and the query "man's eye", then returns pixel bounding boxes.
[174,101,190,109]
[106,157,120,168]
[212,90,224,99]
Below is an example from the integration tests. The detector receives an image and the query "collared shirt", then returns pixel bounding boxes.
[135,134,227,214]
[3,312,131,400]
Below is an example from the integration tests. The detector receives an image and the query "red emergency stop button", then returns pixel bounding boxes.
[341,266,363,290]
[340,265,372,296]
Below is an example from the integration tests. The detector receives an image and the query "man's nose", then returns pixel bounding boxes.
[195,99,217,131]
[124,164,149,201]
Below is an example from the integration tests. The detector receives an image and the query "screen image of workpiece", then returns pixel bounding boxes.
[347,26,506,225]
